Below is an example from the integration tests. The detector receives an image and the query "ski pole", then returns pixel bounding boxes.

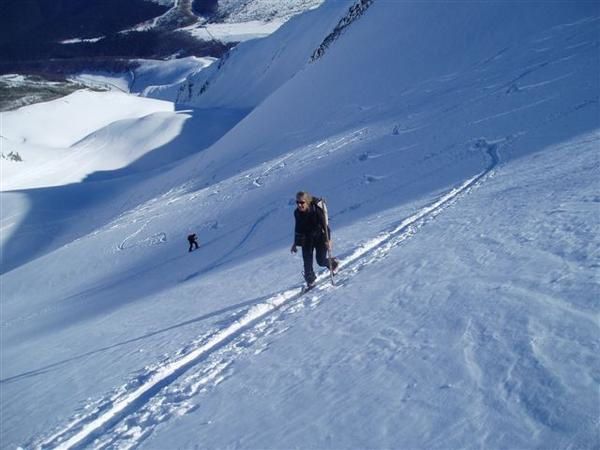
[324,216,335,286]
[327,242,335,286]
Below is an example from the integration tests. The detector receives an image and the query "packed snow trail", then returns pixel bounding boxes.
[33,146,499,450]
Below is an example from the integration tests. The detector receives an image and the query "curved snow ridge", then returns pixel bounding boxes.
[33,144,499,450]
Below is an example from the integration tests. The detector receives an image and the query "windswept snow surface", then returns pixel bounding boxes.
[1,1,599,449]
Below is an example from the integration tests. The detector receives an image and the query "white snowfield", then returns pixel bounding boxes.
[2,91,174,149]
[1,1,599,449]
[185,19,288,43]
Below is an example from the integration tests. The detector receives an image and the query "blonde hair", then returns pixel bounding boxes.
[296,191,312,203]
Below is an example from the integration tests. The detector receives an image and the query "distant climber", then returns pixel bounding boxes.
[187,233,199,252]
[291,191,339,289]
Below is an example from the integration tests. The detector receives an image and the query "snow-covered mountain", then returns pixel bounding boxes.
[0,0,322,79]
[0,0,325,111]
[141,0,324,30]
[143,0,324,24]
[1,1,599,449]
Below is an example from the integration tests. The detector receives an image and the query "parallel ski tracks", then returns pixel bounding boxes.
[33,147,499,450]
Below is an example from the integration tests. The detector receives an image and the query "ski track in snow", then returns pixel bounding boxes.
[31,145,500,450]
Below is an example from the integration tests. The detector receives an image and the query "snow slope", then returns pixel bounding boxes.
[174,0,352,107]
[1,1,599,449]
[0,91,180,192]
[67,57,216,96]
[1,91,174,149]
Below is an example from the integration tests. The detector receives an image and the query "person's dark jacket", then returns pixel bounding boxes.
[294,198,330,247]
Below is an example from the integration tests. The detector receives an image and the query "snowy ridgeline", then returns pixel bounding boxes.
[310,0,374,61]
[1,151,23,161]
[1,1,599,449]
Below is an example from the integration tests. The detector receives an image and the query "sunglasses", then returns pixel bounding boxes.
[296,201,306,205]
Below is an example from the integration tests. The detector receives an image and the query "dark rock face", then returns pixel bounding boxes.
[0,0,232,76]
[191,0,219,18]
[0,0,169,48]
[310,0,374,62]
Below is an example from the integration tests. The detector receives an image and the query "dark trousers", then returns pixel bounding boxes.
[302,240,330,283]
[188,241,199,252]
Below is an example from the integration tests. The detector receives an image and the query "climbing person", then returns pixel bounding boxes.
[187,233,199,252]
[290,191,339,289]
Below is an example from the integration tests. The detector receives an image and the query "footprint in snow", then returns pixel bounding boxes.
[364,174,386,184]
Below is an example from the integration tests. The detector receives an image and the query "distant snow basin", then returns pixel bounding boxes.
[0,109,188,191]
[2,90,174,148]
[60,36,105,44]
[186,19,286,43]
[1,90,179,190]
